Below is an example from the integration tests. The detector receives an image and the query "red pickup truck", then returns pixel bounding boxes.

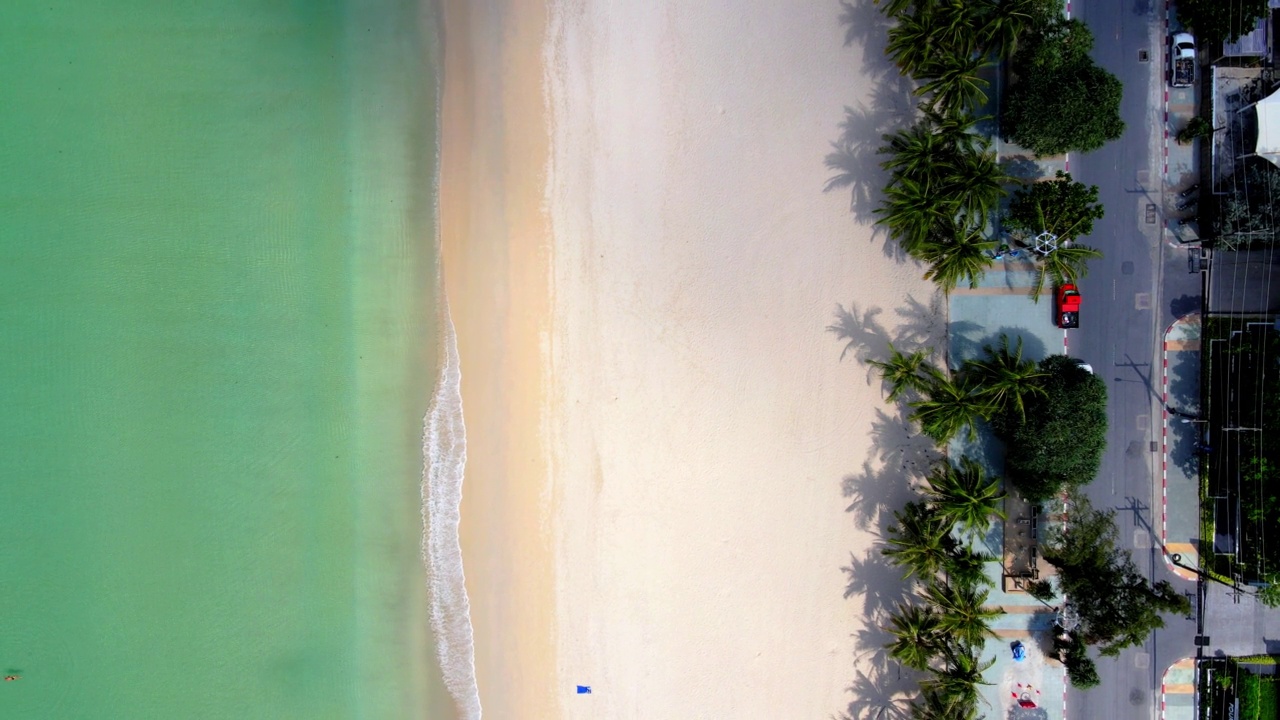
[1057,284,1081,328]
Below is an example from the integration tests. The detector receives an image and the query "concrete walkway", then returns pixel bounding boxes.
[1160,314,1201,581]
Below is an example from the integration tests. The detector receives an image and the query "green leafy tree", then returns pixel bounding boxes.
[1256,572,1280,608]
[867,343,938,401]
[962,334,1048,421]
[1001,19,1124,156]
[910,373,993,444]
[1215,162,1280,250]
[1005,171,1106,242]
[1041,495,1193,655]
[1177,0,1269,43]
[923,581,1003,649]
[924,457,1007,538]
[1055,631,1100,688]
[990,355,1107,500]
[884,603,944,671]
[883,501,957,581]
[918,221,996,293]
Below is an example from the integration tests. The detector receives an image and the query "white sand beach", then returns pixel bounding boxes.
[440,0,938,717]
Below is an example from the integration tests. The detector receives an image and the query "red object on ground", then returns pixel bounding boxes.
[1056,283,1081,329]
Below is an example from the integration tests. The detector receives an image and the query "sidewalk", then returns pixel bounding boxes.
[1161,658,1196,720]
[1161,314,1202,581]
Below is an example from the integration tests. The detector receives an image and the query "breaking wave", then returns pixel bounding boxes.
[422,306,482,719]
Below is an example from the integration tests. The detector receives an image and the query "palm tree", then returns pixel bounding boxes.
[883,603,943,671]
[921,644,995,710]
[916,52,991,115]
[875,175,956,255]
[919,106,989,155]
[909,372,992,443]
[882,501,956,581]
[944,546,996,590]
[923,581,1003,649]
[867,343,936,401]
[962,334,1048,420]
[977,0,1037,61]
[1028,241,1104,299]
[909,688,981,720]
[918,221,995,292]
[924,457,1007,537]
[874,0,919,19]
[885,7,942,77]
[880,123,950,187]
[948,146,1007,224]
[928,0,981,58]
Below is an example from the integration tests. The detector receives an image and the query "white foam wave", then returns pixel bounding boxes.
[422,307,483,719]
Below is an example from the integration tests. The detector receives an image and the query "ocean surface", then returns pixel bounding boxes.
[0,1,469,717]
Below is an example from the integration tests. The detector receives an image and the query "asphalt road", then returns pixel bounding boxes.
[1061,0,1204,718]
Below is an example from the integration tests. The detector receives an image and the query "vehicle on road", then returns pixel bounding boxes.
[1171,33,1196,87]
[1057,283,1081,328]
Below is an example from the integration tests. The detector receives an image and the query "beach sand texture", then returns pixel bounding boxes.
[441,0,940,717]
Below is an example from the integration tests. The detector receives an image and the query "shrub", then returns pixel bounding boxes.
[1176,117,1214,145]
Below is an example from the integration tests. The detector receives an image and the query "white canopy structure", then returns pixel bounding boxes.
[1254,87,1280,167]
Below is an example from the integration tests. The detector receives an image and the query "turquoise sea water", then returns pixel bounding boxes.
[0,1,452,717]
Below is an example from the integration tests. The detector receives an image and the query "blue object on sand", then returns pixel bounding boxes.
[576,686,592,694]
[1011,641,1026,662]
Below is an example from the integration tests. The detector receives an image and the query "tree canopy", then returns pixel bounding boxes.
[990,355,1107,500]
[1042,495,1192,656]
[1004,171,1105,242]
[1000,18,1124,156]
[1177,0,1269,43]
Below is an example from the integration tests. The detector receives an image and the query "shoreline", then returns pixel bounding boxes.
[437,0,560,717]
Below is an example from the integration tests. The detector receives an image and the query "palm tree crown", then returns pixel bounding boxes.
[882,501,956,581]
[924,457,1007,538]
[867,343,937,401]
[884,603,944,671]
[962,334,1048,420]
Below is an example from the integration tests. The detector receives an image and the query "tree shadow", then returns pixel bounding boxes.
[836,0,899,78]
[836,665,915,720]
[824,77,917,235]
[1166,347,1200,412]
[1170,294,1202,318]
[843,548,916,621]
[1000,155,1045,183]
[827,294,944,368]
[842,408,939,514]
[829,302,889,363]
[894,294,946,354]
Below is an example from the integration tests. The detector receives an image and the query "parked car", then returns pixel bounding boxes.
[1057,284,1081,328]
[1171,32,1195,87]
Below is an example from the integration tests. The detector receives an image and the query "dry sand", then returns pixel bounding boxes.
[441,0,940,717]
